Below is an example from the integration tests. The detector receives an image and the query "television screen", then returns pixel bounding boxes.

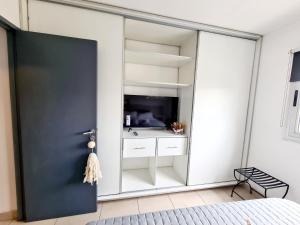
[124,95,178,128]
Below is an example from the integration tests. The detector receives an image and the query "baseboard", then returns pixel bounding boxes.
[0,210,17,221]
[98,181,236,201]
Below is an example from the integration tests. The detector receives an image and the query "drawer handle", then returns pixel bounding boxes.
[134,147,146,150]
[167,146,178,149]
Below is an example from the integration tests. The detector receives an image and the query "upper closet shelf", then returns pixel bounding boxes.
[125,50,192,67]
[125,80,191,89]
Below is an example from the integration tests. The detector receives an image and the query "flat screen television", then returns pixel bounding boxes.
[124,95,178,128]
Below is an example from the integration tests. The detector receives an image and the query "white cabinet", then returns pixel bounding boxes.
[28,0,124,195]
[188,32,256,185]
[157,137,187,156]
[123,138,156,158]
[121,131,188,192]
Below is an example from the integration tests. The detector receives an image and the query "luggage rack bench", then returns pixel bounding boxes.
[231,167,289,200]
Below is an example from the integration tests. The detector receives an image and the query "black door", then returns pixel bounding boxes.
[13,31,97,221]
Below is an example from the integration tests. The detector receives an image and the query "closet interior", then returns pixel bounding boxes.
[121,19,197,192]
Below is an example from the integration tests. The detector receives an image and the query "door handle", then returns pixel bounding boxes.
[82,129,96,136]
[82,129,96,142]
[134,147,146,150]
[293,90,298,107]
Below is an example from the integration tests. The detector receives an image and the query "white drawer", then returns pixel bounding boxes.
[157,138,187,156]
[123,138,156,158]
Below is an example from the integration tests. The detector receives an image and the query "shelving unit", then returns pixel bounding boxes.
[156,167,185,188]
[122,169,155,192]
[122,130,188,191]
[121,19,197,193]
[125,50,192,68]
[155,155,187,188]
[124,80,191,89]
[122,156,156,192]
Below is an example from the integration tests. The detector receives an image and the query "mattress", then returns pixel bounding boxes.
[88,198,300,225]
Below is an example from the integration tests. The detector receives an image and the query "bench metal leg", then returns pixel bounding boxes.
[283,186,289,199]
[231,180,253,200]
[231,169,254,200]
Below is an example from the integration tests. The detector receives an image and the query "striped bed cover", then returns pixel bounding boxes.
[87,198,300,225]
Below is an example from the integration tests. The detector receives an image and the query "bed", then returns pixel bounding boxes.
[88,198,300,225]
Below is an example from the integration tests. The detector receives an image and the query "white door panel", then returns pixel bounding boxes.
[188,32,255,185]
[28,0,123,195]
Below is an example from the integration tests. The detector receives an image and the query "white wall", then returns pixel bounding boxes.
[248,20,300,202]
[0,0,20,28]
[0,27,17,214]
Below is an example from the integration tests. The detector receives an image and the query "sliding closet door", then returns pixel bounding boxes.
[188,32,255,185]
[28,0,124,195]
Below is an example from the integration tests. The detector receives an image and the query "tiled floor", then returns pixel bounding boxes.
[2,186,260,225]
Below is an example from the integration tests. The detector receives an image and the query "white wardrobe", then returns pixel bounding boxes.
[27,0,258,199]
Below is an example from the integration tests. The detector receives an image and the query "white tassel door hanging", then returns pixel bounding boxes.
[83,136,102,185]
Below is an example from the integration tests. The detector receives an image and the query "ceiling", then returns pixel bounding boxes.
[93,0,300,34]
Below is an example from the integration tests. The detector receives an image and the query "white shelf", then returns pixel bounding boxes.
[156,167,185,188]
[123,129,187,139]
[124,80,191,89]
[122,169,155,192]
[125,50,192,67]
